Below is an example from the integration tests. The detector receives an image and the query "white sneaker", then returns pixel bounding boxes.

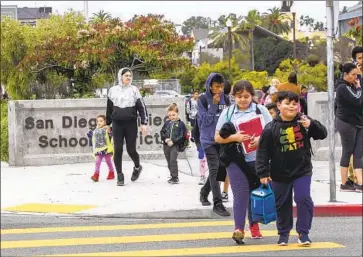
[198,176,206,185]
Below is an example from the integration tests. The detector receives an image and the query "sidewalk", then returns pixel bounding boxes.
[1,147,362,218]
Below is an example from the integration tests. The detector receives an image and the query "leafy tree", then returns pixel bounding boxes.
[192,58,241,90]
[313,21,324,31]
[235,70,269,89]
[262,7,291,35]
[345,17,362,45]
[178,67,198,93]
[274,58,327,91]
[299,15,315,27]
[181,16,211,35]
[1,17,35,99]
[2,12,194,99]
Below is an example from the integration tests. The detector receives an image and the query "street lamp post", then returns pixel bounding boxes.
[281,1,297,59]
[197,41,205,66]
[226,18,232,80]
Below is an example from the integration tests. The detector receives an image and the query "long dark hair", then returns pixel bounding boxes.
[232,80,258,104]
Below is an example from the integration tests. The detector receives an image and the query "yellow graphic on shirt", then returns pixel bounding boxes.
[279,125,304,152]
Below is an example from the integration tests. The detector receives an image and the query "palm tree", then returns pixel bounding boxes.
[90,10,112,23]
[241,10,262,70]
[209,22,248,54]
[262,7,291,35]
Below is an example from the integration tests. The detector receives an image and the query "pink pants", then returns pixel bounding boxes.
[95,154,114,173]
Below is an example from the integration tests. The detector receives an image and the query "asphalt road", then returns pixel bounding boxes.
[1,214,362,256]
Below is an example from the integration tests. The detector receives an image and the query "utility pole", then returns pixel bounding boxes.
[84,1,89,20]
[326,0,337,202]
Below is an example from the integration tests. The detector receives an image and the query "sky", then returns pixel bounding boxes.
[1,1,360,24]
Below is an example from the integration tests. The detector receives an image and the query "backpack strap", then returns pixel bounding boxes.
[255,104,262,115]
[226,105,236,122]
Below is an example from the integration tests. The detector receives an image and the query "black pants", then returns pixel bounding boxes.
[336,118,363,169]
[200,145,224,204]
[163,144,179,178]
[112,120,140,174]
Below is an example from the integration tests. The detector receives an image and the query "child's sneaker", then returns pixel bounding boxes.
[221,192,228,202]
[340,183,356,192]
[91,173,99,182]
[232,228,245,244]
[249,223,263,239]
[168,177,179,184]
[277,234,289,246]
[298,233,312,246]
[107,171,115,180]
[198,176,206,185]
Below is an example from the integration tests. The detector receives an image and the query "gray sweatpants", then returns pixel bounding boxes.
[336,118,363,169]
[163,144,179,178]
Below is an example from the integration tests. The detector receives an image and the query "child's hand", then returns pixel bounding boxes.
[260,177,272,185]
[248,135,260,149]
[298,115,311,128]
[167,141,174,147]
[165,138,171,143]
[234,131,250,143]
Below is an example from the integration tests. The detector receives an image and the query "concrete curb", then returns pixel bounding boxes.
[2,204,362,219]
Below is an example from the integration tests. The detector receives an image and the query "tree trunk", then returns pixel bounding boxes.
[250,28,255,71]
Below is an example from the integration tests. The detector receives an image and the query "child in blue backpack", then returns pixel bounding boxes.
[215,80,272,244]
[256,91,327,246]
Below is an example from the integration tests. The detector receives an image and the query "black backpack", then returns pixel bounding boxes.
[191,93,231,147]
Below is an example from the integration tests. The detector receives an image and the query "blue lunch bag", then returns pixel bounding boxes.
[250,183,277,225]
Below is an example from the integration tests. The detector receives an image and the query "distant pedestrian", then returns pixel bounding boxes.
[186,89,199,127]
[87,115,115,182]
[265,103,278,119]
[160,103,188,184]
[256,91,327,246]
[106,67,149,186]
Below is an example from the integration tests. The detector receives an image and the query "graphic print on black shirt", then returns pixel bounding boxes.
[279,125,304,153]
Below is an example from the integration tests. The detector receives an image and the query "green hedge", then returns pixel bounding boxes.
[1,101,9,162]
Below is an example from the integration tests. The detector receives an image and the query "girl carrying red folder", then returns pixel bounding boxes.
[215,80,272,244]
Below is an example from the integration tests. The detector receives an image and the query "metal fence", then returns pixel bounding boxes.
[132,79,181,93]
[95,79,181,98]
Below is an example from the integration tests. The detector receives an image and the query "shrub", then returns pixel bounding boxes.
[0,100,9,162]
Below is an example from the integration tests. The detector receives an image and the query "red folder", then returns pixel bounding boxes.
[235,115,264,154]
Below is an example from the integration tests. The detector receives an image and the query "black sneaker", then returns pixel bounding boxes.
[298,233,312,246]
[347,179,355,186]
[340,183,356,192]
[355,184,363,193]
[277,234,289,246]
[200,193,211,206]
[213,202,231,217]
[117,173,124,186]
[131,165,142,182]
[168,177,179,184]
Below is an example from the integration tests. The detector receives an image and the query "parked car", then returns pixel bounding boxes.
[154,90,182,97]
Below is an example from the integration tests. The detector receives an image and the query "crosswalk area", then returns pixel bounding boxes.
[1,220,344,256]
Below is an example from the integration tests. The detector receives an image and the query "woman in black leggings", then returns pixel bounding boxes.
[335,63,363,192]
[106,68,148,186]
